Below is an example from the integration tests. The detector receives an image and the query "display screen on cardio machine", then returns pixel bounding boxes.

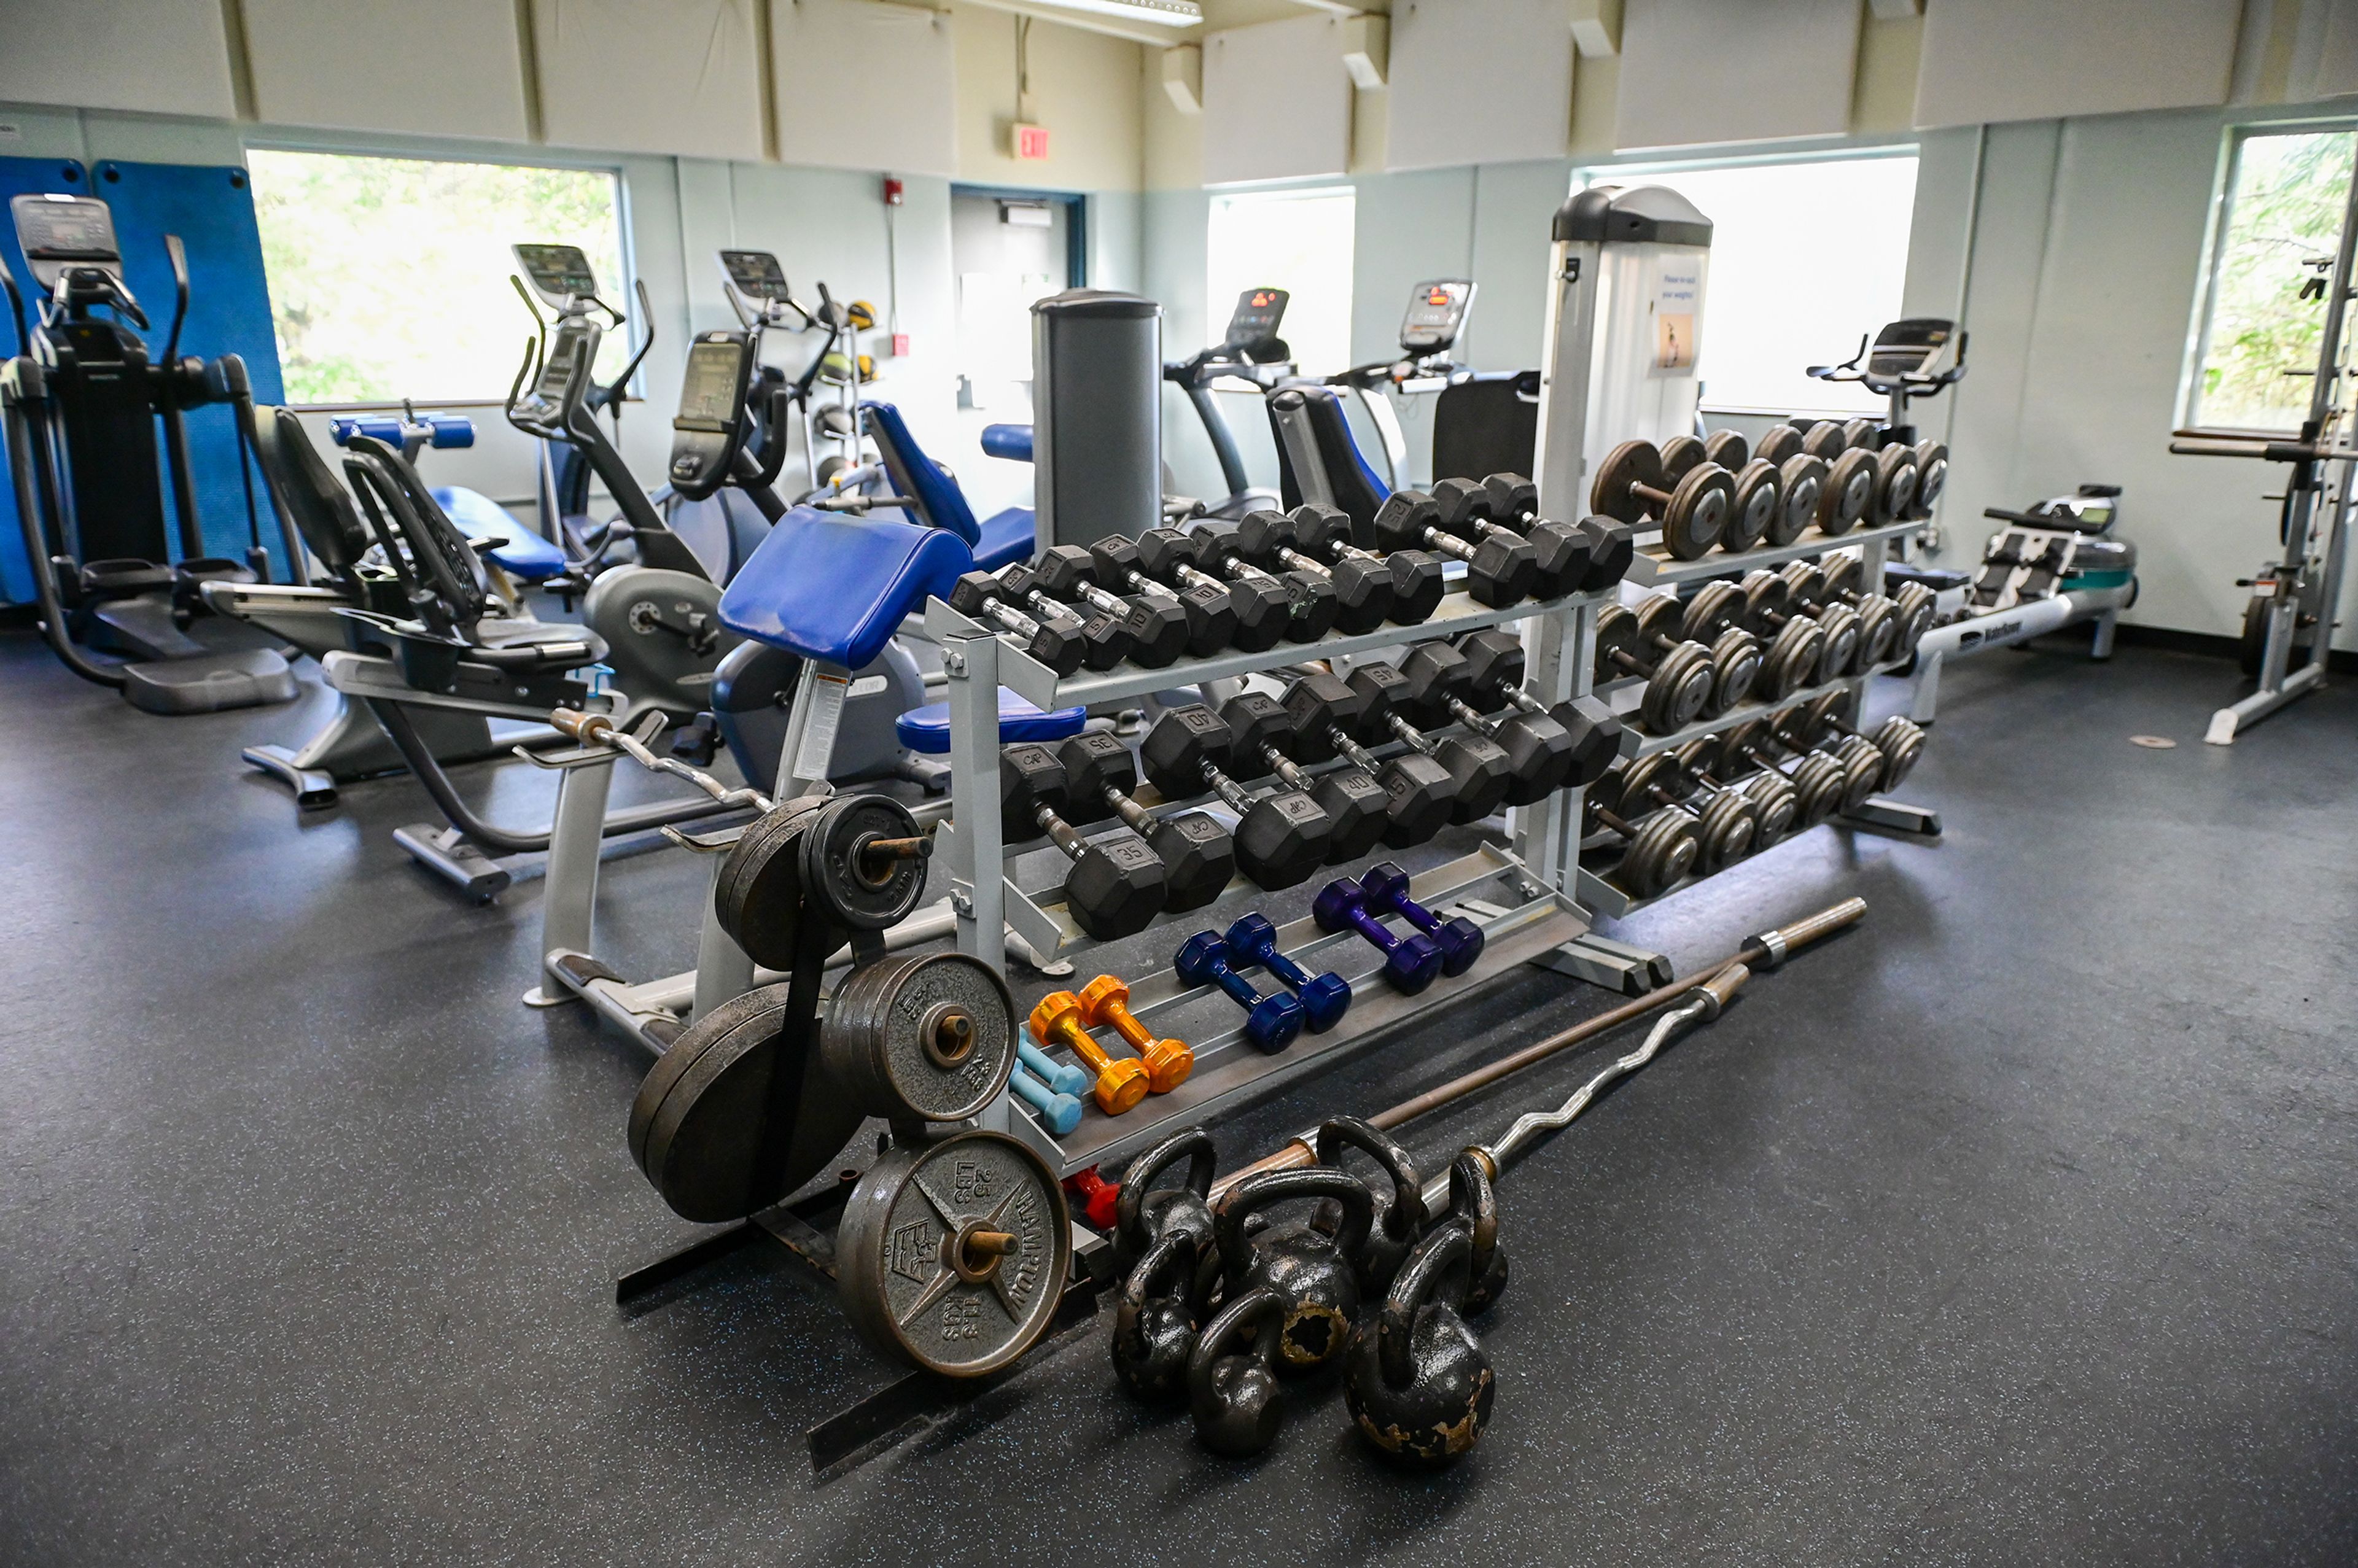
[532,325,589,402]
[719,249,792,301]
[674,336,747,431]
[11,195,122,282]
[1223,287,1288,354]
[1398,279,1473,353]
[513,243,600,305]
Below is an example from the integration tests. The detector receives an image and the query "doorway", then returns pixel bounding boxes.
[949,188,1083,521]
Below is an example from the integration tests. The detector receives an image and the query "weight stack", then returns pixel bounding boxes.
[1032,290,1161,549]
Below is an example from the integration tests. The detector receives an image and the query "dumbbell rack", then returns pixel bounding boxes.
[1572,513,1940,919]
[922,577,1609,1179]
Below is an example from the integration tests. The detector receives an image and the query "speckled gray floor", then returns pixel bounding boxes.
[2,627,2354,1566]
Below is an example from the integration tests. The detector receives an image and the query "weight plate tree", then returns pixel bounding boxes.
[838,1130,1073,1377]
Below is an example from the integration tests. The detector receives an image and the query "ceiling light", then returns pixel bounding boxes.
[1025,0,1201,27]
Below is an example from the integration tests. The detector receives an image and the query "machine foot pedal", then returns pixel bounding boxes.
[122,650,298,715]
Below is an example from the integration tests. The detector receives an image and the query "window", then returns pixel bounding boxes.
[1581,153,1919,416]
[1205,187,1356,375]
[2188,125,2356,432]
[246,150,629,406]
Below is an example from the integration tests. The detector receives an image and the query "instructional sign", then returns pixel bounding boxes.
[1653,257,1700,371]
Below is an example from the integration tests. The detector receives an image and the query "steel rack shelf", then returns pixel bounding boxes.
[1620,514,1922,589]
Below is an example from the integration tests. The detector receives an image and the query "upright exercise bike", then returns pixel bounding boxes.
[0,190,303,712]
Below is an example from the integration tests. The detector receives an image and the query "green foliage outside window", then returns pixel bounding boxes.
[2196,129,2355,432]
[247,150,629,406]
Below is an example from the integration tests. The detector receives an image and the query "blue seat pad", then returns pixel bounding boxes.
[981,424,1033,462]
[720,505,972,671]
[896,692,1086,754]
[975,506,1037,572]
[432,487,568,580]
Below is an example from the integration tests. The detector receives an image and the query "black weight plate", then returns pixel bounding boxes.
[1659,434,1706,483]
[1765,619,1823,697]
[629,984,865,1224]
[837,1130,1071,1378]
[1814,606,1861,682]
[1703,429,1749,470]
[1589,440,1663,524]
[822,952,1017,1124]
[1892,582,1936,653]
[1754,425,1804,466]
[803,793,928,931]
[1773,456,1825,546]
[715,797,833,970]
[1646,641,1714,732]
[1693,791,1757,871]
[1723,460,1779,553]
[1662,464,1735,560]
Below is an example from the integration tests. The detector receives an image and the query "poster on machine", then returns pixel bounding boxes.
[1653,256,1700,372]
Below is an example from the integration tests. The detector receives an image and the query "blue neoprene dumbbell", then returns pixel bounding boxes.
[1360,862,1484,977]
[1010,1063,1083,1135]
[1310,877,1444,995]
[1018,1039,1091,1098]
[1175,931,1305,1055]
[1223,913,1352,1033]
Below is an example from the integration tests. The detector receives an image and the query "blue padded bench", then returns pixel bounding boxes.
[895,693,1086,755]
[719,503,971,673]
[862,399,1038,572]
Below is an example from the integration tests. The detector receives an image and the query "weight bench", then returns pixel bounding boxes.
[860,399,1038,572]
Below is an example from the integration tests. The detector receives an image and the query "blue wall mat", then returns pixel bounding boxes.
[0,157,288,604]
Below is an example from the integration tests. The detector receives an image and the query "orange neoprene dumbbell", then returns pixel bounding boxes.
[1028,992,1148,1115]
[1077,974,1194,1093]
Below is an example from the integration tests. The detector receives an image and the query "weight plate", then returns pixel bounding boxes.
[1840,418,1879,452]
[1715,719,1764,777]
[1707,627,1762,714]
[1739,772,1798,846]
[1724,460,1780,553]
[1692,791,1758,872]
[838,1130,1072,1378]
[1780,560,1827,606]
[1798,691,1845,745]
[1754,425,1804,467]
[715,797,834,971]
[1621,752,1685,809]
[1587,762,1628,820]
[1872,446,1920,525]
[1630,809,1699,896]
[802,793,928,931]
[1873,715,1926,789]
[1788,753,1845,826]
[1703,429,1749,470]
[1766,618,1824,698]
[1832,739,1882,813]
[1682,579,1743,643]
[1671,735,1718,780]
[1633,592,1686,650]
[1739,570,1791,638]
[1593,602,1641,678]
[1854,595,1901,669]
[629,982,865,1224]
[1912,441,1948,511]
[1659,433,1707,483]
[1590,440,1663,524]
[822,953,1017,1124]
[1773,456,1826,546]
[1892,582,1936,654]
[1662,464,1735,560]
[1801,421,1848,460]
[1820,551,1861,597]
[1814,604,1861,682]
[1819,449,1875,534]
[1645,640,1714,733]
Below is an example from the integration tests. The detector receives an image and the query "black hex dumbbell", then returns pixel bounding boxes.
[1480,473,1636,592]
[1000,561,1132,672]
[1234,508,1393,634]
[998,743,1167,937]
[1348,661,1512,824]
[1190,520,1338,643]
[1140,707,1333,890]
[1135,527,1291,653]
[1031,545,1189,669]
[1397,643,1576,807]
[1428,476,1590,601]
[1450,629,1623,788]
[947,571,1084,677]
[1085,536,1237,658]
[1285,503,1447,624]
[1053,732,1238,913]
[1216,691,1390,863]
[1372,489,1536,608]
[1280,671,1457,849]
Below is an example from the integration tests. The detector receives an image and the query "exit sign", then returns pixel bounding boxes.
[1012,123,1050,161]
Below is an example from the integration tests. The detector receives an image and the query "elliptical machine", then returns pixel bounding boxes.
[1164,287,1294,518]
[0,190,302,712]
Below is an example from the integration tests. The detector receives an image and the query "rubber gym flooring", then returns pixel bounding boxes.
[2,627,2354,1566]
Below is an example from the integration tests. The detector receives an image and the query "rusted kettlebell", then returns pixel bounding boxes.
[1313,1117,1427,1293]
[1342,1221,1495,1467]
[1213,1167,1373,1371]
[1111,1128,1218,1275]
[1189,1286,1288,1457]
[1112,1231,1215,1402]
[1450,1149,1510,1318]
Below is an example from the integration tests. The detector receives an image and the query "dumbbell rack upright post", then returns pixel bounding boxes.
[925,580,1605,1179]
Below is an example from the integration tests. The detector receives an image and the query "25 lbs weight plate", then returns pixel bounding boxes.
[838,1129,1072,1378]
[822,952,1017,1125]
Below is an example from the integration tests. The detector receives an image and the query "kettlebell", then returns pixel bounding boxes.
[1188,1286,1288,1457]
[1112,1231,1214,1402]
[1342,1221,1495,1468]
[1213,1167,1374,1371]
[1312,1117,1427,1293]
[1112,1127,1218,1275]
[1450,1149,1510,1318]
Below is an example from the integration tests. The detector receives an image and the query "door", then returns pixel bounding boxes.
[950,192,1076,522]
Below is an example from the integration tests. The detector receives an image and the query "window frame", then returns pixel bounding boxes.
[241,138,639,413]
[2179,116,2358,438]
[1569,142,1921,422]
